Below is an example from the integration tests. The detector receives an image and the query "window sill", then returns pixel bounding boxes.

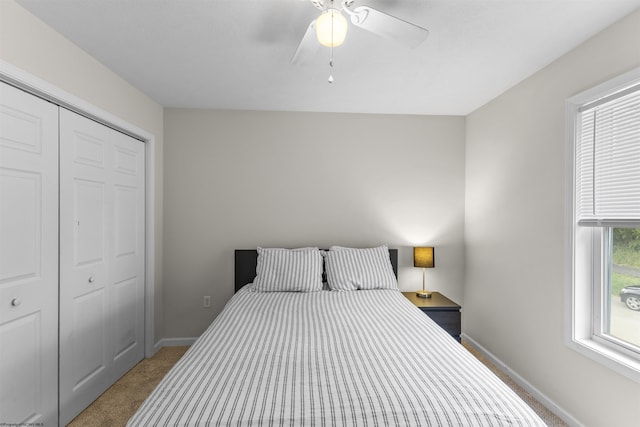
[567,335,640,383]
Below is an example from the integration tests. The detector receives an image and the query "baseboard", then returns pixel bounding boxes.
[462,333,583,427]
[153,337,198,354]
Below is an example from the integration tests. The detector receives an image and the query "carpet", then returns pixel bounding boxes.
[67,346,189,427]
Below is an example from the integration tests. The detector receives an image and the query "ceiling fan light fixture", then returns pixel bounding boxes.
[315,8,348,47]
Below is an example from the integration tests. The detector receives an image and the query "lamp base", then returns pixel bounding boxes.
[416,290,432,298]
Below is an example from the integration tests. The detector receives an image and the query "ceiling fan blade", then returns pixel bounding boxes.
[291,20,320,64]
[309,0,324,10]
[348,6,429,48]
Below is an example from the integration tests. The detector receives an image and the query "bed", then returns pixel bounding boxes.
[128,246,545,426]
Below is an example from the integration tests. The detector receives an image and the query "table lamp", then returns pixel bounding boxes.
[414,247,434,298]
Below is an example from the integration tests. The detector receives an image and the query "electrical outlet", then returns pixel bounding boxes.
[203,295,211,308]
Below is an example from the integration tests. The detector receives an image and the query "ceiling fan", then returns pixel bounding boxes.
[292,0,430,65]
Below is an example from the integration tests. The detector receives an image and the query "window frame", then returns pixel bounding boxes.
[565,67,640,383]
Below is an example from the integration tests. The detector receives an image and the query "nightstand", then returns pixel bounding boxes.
[402,292,462,342]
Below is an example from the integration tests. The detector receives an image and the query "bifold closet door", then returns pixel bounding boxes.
[0,82,59,426]
[59,109,145,425]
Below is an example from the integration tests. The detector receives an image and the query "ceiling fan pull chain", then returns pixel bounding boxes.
[328,45,335,84]
[328,1,335,84]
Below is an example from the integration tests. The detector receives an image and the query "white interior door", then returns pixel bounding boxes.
[59,109,145,425]
[109,126,145,380]
[0,82,59,426]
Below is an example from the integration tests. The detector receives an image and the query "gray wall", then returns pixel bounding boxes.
[163,110,466,337]
[464,9,640,427]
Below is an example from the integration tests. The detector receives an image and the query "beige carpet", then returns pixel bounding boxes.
[68,343,567,426]
[68,346,189,427]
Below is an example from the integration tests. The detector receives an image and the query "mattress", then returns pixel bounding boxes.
[128,287,545,426]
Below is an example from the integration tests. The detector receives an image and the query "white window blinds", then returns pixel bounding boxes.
[576,84,640,226]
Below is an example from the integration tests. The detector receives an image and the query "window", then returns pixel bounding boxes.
[566,67,640,382]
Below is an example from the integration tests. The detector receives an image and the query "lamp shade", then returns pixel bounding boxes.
[414,247,434,268]
[316,8,348,47]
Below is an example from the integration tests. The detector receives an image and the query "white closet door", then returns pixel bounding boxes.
[59,109,145,425]
[110,127,145,380]
[0,82,59,426]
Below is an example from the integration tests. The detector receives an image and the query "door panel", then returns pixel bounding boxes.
[0,312,41,422]
[71,288,107,390]
[0,100,43,153]
[60,109,111,423]
[60,108,144,424]
[110,131,145,380]
[73,130,105,168]
[74,179,106,266]
[114,185,137,257]
[113,277,137,359]
[0,82,58,426]
[0,170,40,282]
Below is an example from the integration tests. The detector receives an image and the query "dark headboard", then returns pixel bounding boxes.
[234,248,398,292]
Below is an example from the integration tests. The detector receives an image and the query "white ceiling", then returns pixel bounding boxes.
[16,0,640,115]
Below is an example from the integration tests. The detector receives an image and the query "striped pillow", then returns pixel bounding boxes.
[252,247,323,292]
[324,245,398,291]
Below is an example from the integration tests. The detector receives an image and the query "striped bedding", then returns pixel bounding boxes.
[128,287,545,426]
